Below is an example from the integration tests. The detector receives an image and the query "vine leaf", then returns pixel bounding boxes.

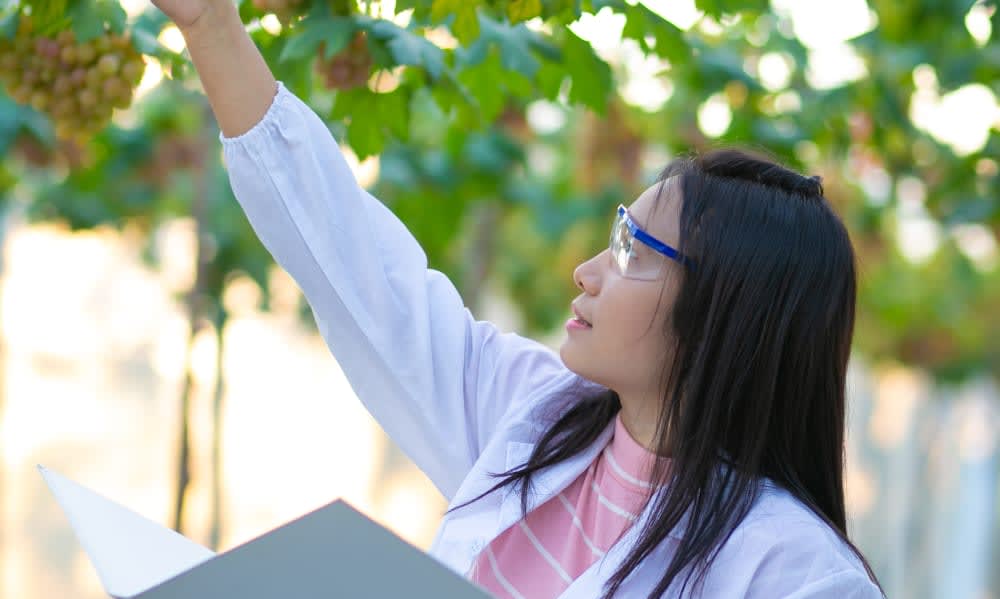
[278,16,354,63]
[507,0,543,24]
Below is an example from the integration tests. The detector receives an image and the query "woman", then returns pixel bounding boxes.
[153,0,884,596]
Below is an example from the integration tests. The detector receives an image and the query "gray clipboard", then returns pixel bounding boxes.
[39,466,492,598]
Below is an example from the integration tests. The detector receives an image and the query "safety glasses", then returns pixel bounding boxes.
[609,204,694,280]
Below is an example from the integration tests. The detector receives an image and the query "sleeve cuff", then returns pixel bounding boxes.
[218,81,293,146]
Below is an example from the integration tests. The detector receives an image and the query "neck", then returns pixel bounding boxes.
[617,392,670,456]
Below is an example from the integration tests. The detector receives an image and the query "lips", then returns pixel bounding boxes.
[572,304,592,327]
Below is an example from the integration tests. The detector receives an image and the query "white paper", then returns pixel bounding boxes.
[38,465,215,598]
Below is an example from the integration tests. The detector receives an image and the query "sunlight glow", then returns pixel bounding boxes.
[952,224,999,271]
[965,3,994,46]
[895,176,941,264]
[697,93,732,138]
[260,14,283,35]
[568,7,627,61]
[158,25,187,54]
[870,366,927,449]
[805,44,867,89]
[757,52,793,91]
[340,145,381,188]
[641,0,703,31]
[134,56,164,101]
[120,0,147,17]
[910,83,1000,156]
[620,46,673,112]
[771,0,877,49]
[526,100,567,134]
[0,218,448,599]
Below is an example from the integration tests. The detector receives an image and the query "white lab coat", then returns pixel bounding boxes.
[219,83,883,598]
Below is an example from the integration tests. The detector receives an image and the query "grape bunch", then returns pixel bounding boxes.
[0,17,145,140]
[315,32,372,90]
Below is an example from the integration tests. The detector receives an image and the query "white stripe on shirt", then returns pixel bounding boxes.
[590,480,639,521]
[603,447,655,489]
[556,492,607,558]
[518,520,574,584]
[486,545,528,599]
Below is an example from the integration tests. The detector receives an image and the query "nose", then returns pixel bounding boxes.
[573,250,604,295]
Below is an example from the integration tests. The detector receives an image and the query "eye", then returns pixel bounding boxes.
[624,238,638,260]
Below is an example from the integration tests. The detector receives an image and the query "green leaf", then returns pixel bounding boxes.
[0,8,18,41]
[476,16,540,77]
[539,0,580,22]
[132,28,166,56]
[26,0,68,32]
[364,18,446,80]
[65,0,127,40]
[535,60,566,100]
[507,0,542,24]
[377,88,411,139]
[621,3,688,64]
[452,5,481,45]
[331,87,410,153]
[430,0,461,21]
[695,0,768,18]
[102,0,128,34]
[68,2,106,42]
[347,108,385,157]
[279,16,354,63]
[458,48,508,122]
[431,0,480,44]
[562,29,611,112]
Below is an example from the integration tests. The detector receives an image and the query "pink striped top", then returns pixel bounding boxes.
[469,415,669,598]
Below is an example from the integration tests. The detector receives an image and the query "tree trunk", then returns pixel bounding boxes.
[171,234,209,534]
[0,208,10,596]
[459,201,500,313]
[208,310,228,551]
[171,104,214,535]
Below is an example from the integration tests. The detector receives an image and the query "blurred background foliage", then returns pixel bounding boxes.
[0,0,998,543]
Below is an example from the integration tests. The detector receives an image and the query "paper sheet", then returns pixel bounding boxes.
[39,465,215,598]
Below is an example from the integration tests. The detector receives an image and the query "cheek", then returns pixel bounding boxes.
[602,289,672,372]
[611,290,667,342]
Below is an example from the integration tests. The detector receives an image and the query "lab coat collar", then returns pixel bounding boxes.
[495,420,616,537]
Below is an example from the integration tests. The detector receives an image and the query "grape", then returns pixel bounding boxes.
[0,16,146,144]
[78,89,97,109]
[77,43,97,65]
[85,66,103,89]
[97,54,120,76]
[29,90,49,111]
[315,32,373,91]
[60,45,78,65]
[101,78,125,102]
[121,59,143,84]
[251,0,305,24]
[52,74,73,95]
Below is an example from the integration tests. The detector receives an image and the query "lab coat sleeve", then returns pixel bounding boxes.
[735,522,884,599]
[768,570,883,598]
[219,83,571,500]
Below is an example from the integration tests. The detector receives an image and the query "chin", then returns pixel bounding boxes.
[558,341,581,373]
[559,342,603,386]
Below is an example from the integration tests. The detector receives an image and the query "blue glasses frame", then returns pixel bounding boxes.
[612,204,695,276]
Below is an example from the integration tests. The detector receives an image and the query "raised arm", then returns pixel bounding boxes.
[152,0,276,137]
[146,0,580,499]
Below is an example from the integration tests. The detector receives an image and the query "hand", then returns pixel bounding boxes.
[150,0,230,32]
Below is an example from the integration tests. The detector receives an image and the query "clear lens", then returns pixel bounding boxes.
[609,207,668,280]
[609,212,632,276]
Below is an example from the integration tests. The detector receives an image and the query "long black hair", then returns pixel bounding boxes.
[455,148,883,597]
